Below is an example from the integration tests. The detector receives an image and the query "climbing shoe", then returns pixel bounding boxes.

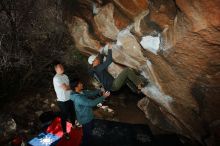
[75,121,82,128]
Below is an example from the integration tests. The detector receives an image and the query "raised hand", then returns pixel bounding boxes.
[103,91,110,98]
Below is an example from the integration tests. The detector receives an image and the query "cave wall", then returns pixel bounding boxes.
[64,0,220,144]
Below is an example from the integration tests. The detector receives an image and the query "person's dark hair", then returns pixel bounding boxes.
[70,78,81,90]
[53,61,62,68]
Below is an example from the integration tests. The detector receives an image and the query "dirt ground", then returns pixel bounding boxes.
[0,86,149,145]
[94,91,148,124]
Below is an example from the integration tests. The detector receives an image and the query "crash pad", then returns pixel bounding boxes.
[28,117,82,146]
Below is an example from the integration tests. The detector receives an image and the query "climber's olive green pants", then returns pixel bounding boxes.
[111,68,141,91]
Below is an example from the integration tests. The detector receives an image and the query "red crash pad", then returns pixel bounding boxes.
[46,117,83,146]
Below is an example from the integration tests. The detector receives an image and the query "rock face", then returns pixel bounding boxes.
[113,28,146,69]
[113,0,149,19]
[68,16,101,54]
[94,3,119,40]
[176,0,220,31]
[65,0,220,145]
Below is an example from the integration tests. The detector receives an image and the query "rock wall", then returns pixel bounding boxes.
[64,0,220,145]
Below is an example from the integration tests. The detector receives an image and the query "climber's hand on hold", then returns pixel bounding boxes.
[99,47,104,54]
[103,91,110,98]
[108,43,112,49]
[101,44,110,55]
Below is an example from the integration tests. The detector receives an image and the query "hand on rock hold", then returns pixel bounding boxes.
[103,91,110,98]
[99,44,110,55]
[99,47,104,54]
[108,43,112,49]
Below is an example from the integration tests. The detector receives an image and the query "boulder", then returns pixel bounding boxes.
[138,97,185,134]
[113,0,149,19]
[94,3,120,40]
[148,0,177,29]
[113,28,146,69]
[68,16,101,54]
[176,0,220,32]
[94,3,130,40]
[67,0,220,143]
[107,63,124,78]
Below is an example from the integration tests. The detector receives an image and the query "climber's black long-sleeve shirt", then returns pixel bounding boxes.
[89,49,114,91]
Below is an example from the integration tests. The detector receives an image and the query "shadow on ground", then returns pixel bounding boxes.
[91,119,195,146]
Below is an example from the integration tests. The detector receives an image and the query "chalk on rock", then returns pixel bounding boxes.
[116,26,133,46]
[140,35,160,55]
[93,3,101,15]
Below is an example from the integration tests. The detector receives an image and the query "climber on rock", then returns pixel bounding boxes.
[70,78,110,146]
[88,43,147,93]
[53,62,76,140]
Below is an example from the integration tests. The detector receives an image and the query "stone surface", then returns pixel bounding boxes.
[94,3,120,40]
[0,118,17,135]
[68,16,101,54]
[113,28,146,69]
[176,0,220,31]
[138,97,184,134]
[113,0,149,19]
[148,0,177,29]
[0,91,60,144]
[133,10,150,36]
[66,0,220,144]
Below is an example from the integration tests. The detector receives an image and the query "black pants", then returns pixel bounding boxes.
[57,100,76,133]
[81,120,94,146]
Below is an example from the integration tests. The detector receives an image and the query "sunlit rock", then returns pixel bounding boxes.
[94,3,120,40]
[113,28,146,69]
[133,10,150,36]
[67,0,220,144]
[138,97,184,134]
[107,63,124,78]
[68,16,101,54]
[140,35,160,55]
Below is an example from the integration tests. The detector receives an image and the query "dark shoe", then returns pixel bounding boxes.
[141,79,149,88]
[138,79,148,90]
[139,75,149,86]
[75,121,82,128]
[142,79,149,86]
[64,132,70,140]
[137,92,146,98]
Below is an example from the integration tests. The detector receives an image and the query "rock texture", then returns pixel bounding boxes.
[113,0,149,19]
[113,29,146,69]
[65,0,220,145]
[68,16,101,54]
[176,0,220,31]
[94,3,119,40]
